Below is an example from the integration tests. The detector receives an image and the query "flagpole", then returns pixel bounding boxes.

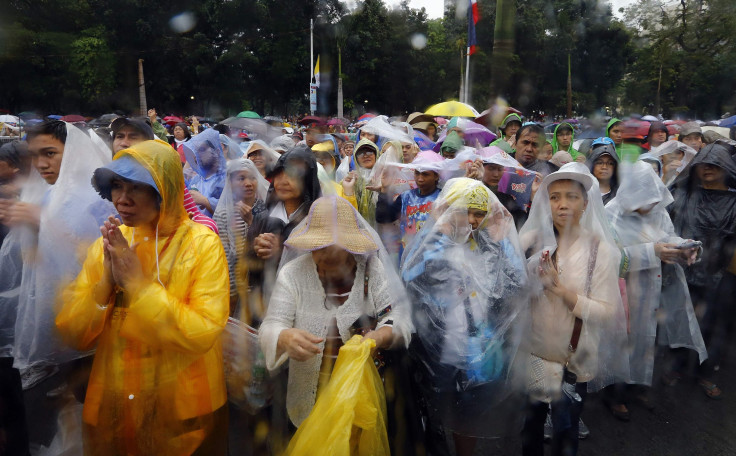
[465,47,471,105]
[310,19,315,115]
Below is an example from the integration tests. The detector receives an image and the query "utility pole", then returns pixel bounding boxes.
[566,53,572,118]
[465,47,471,105]
[337,43,344,119]
[138,59,147,116]
[655,63,663,116]
[309,19,316,115]
[489,0,516,101]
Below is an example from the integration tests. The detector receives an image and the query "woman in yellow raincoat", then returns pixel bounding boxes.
[55,139,230,455]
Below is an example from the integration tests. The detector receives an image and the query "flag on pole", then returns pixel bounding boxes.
[468,0,479,55]
[314,55,321,87]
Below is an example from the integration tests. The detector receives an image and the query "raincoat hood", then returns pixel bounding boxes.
[107,140,188,235]
[551,122,576,155]
[500,113,522,134]
[673,143,736,189]
[440,131,464,155]
[612,160,673,213]
[606,118,622,136]
[183,128,226,178]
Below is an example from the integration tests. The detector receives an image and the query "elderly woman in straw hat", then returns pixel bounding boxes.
[259,195,412,427]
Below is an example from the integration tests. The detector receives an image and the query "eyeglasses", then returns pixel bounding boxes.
[355,149,376,157]
[594,159,616,167]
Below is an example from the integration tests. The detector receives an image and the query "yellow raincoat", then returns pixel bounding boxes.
[56,140,229,455]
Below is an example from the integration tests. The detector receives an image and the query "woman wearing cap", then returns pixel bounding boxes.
[519,163,629,456]
[56,139,230,455]
[213,158,269,318]
[606,118,624,156]
[666,143,736,399]
[586,138,620,205]
[243,140,280,179]
[247,145,322,323]
[400,177,528,456]
[259,196,411,427]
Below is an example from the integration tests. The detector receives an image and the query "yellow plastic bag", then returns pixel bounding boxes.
[284,335,389,456]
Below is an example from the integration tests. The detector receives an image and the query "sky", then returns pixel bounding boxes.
[386,0,637,19]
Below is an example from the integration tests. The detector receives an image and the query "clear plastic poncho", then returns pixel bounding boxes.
[241,140,282,177]
[606,161,707,385]
[649,140,697,186]
[400,177,529,437]
[11,123,114,370]
[219,133,244,160]
[518,162,630,392]
[260,196,413,426]
[183,128,227,217]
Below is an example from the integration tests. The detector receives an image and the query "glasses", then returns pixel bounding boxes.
[594,160,616,167]
[355,149,376,158]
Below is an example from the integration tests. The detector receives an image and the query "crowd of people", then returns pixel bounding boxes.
[0,106,734,456]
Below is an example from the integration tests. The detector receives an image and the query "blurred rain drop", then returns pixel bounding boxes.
[411,33,427,50]
[170,12,196,34]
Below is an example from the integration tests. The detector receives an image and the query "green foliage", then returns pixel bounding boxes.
[0,0,730,119]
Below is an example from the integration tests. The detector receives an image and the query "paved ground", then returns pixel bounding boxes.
[23,343,736,455]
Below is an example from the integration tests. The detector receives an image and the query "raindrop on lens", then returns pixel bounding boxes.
[411,33,427,50]
[170,12,196,34]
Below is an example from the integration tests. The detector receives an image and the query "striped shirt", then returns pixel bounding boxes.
[183,188,219,233]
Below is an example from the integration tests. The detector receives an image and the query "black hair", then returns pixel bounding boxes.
[26,120,67,144]
[556,124,573,135]
[173,122,192,140]
[517,123,544,141]
[212,124,231,136]
[0,140,30,174]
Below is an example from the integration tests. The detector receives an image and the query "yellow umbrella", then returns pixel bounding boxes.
[425,100,480,118]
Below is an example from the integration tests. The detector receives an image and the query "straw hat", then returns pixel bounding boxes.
[285,196,378,254]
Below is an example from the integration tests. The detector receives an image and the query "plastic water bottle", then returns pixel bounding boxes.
[245,350,267,410]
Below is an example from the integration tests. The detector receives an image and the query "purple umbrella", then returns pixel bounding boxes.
[433,119,497,152]
[414,130,436,151]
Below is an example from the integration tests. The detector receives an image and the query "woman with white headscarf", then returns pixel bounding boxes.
[519,162,629,456]
[213,158,270,318]
[606,161,706,406]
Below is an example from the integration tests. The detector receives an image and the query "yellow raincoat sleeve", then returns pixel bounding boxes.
[56,237,114,351]
[335,183,359,209]
[121,232,230,354]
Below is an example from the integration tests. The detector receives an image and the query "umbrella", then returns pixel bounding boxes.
[642,115,659,122]
[434,117,448,125]
[237,111,261,119]
[433,119,497,152]
[355,113,376,126]
[719,115,736,128]
[87,113,121,127]
[425,100,480,118]
[623,119,650,138]
[327,118,346,127]
[414,130,436,151]
[221,117,279,142]
[0,115,20,125]
[61,115,86,123]
[47,115,63,120]
[577,128,606,139]
[163,116,185,126]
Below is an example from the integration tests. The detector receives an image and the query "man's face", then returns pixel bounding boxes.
[650,130,667,148]
[681,133,704,151]
[113,125,145,153]
[482,163,505,188]
[557,129,572,149]
[28,134,64,185]
[516,130,540,166]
